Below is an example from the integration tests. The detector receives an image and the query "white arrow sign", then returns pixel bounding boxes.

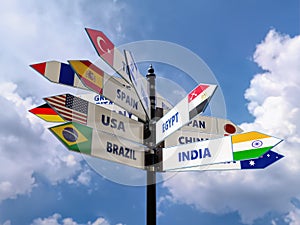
[85,28,173,112]
[164,130,222,147]
[68,60,147,121]
[44,93,144,144]
[124,50,150,119]
[156,83,217,144]
[162,131,282,171]
[181,115,243,135]
[49,122,147,170]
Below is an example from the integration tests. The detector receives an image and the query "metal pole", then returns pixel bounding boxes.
[146,65,156,225]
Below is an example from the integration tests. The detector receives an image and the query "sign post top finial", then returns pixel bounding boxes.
[147,64,155,78]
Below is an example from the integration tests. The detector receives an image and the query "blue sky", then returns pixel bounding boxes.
[0,0,299,225]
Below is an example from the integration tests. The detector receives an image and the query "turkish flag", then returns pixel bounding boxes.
[85,28,115,66]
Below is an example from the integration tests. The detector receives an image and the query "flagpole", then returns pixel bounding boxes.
[146,65,157,225]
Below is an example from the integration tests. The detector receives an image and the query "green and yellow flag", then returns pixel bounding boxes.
[49,122,92,154]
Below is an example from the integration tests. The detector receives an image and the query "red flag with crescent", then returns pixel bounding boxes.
[85,28,115,66]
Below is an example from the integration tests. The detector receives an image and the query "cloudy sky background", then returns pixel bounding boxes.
[0,0,299,224]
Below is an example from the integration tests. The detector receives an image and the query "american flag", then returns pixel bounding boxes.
[45,94,88,124]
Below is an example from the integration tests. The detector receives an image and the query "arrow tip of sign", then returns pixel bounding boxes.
[30,62,46,75]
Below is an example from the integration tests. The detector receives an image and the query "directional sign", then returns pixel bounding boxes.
[44,93,144,144]
[68,60,147,121]
[165,117,243,147]
[49,122,147,169]
[85,28,173,111]
[124,50,150,118]
[181,115,243,135]
[168,150,284,172]
[79,93,138,120]
[85,28,131,84]
[162,131,282,171]
[165,130,222,147]
[29,93,139,123]
[156,83,217,144]
[30,61,88,90]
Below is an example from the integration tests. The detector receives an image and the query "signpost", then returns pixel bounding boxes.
[85,28,173,112]
[85,28,131,84]
[50,121,147,170]
[124,50,151,119]
[30,61,88,90]
[68,60,147,121]
[181,115,243,135]
[156,83,217,144]
[44,93,144,144]
[30,27,284,225]
[169,150,284,171]
[164,130,222,147]
[162,131,282,171]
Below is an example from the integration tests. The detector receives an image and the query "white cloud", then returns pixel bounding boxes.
[285,206,300,225]
[162,29,300,224]
[76,168,92,186]
[0,0,128,98]
[0,82,85,200]
[0,221,11,225]
[0,0,130,202]
[30,213,112,225]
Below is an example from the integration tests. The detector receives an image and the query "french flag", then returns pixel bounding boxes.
[30,61,87,90]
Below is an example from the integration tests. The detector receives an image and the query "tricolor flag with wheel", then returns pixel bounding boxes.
[232,131,282,160]
[170,150,284,172]
[161,131,282,171]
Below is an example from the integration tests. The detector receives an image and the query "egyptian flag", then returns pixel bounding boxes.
[188,84,217,119]
[29,103,64,122]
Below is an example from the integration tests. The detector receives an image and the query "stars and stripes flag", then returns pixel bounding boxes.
[44,94,88,125]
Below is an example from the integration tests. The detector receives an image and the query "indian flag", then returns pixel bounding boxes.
[232,131,282,161]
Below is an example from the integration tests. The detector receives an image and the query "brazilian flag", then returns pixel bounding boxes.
[49,122,92,154]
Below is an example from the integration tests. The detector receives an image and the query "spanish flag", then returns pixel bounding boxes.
[49,122,92,154]
[68,60,104,94]
[29,103,64,122]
